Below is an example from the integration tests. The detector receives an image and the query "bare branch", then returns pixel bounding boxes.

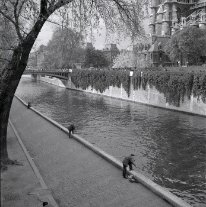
[0,57,11,62]
[0,47,15,51]
[0,10,16,26]
[13,0,23,42]
[48,0,73,14]
[47,18,63,27]
[40,0,48,16]
[112,0,133,21]
[17,0,28,17]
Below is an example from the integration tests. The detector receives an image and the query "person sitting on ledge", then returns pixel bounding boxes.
[27,102,31,109]
[122,154,136,179]
[42,201,48,206]
[67,124,75,138]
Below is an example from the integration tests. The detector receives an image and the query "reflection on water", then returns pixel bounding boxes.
[16,78,206,206]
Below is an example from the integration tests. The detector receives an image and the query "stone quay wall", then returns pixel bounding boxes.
[27,75,206,117]
[65,76,206,117]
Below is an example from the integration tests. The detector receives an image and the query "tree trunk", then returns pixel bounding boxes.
[0,89,14,163]
[0,47,30,163]
[0,17,47,164]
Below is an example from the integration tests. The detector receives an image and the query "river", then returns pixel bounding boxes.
[16,77,206,206]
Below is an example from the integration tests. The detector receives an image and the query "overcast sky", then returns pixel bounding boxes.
[35,17,150,50]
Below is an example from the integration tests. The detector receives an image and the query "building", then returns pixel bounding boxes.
[149,0,206,36]
[135,0,206,67]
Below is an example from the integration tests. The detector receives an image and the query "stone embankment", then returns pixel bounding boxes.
[26,75,206,117]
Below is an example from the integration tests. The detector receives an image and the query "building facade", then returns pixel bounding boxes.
[135,0,206,67]
[149,0,206,36]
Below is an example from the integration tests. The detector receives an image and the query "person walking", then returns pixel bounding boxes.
[67,124,75,138]
[122,154,136,178]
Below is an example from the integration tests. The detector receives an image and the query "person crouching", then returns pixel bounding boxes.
[122,154,136,178]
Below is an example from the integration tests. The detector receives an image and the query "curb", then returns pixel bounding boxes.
[14,95,192,207]
[9,119,59,207]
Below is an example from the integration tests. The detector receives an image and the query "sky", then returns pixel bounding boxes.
[35,18,150,51]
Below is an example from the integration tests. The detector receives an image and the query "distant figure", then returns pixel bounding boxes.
[27,102,31,109]
[122,154,136,179]
[68,124,75,138]
[42,201,48,206]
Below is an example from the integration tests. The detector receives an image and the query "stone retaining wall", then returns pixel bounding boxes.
[26,75,206,117]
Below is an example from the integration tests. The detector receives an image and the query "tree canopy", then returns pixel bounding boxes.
[113,50,135,68]
[0,0,147,46]
[84,48,109,68]
[41,27,84,69]
[0,0,149,166]
[164,27,206,65]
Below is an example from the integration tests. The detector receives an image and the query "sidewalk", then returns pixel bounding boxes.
[1,124,49,207]
[5,97,174,207]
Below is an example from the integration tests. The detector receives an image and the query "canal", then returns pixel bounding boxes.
[16,77,206,206]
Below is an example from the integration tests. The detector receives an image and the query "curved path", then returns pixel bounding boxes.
[9,97,174,207]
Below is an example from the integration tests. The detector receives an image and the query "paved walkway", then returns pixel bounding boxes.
[1,125,50,207]
[8,97,173,207]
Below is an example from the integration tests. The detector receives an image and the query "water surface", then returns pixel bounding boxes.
[16,78,206,206]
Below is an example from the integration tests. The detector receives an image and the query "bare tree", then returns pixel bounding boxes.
[0,0,147,168]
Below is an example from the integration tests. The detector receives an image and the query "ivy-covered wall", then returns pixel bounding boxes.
[137,71,206,107]
[69,69,206,115]
[71,69,130,94]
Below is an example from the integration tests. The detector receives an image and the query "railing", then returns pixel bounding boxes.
[24,70,71,80]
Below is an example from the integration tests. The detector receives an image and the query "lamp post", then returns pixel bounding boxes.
[129,70,134,98]
[129,70,134,77]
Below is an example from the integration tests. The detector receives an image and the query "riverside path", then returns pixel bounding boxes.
[9,97,185,207]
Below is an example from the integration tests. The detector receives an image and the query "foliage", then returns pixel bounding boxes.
[71,69,206,106]
[133,71,206,106]
[71,69,129,94]
[164,27,206,65]
[84,48,109,68]
[192,74,206,103]
[0,0,149,76]
[112,50,135,68]
[40,27,84,69]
